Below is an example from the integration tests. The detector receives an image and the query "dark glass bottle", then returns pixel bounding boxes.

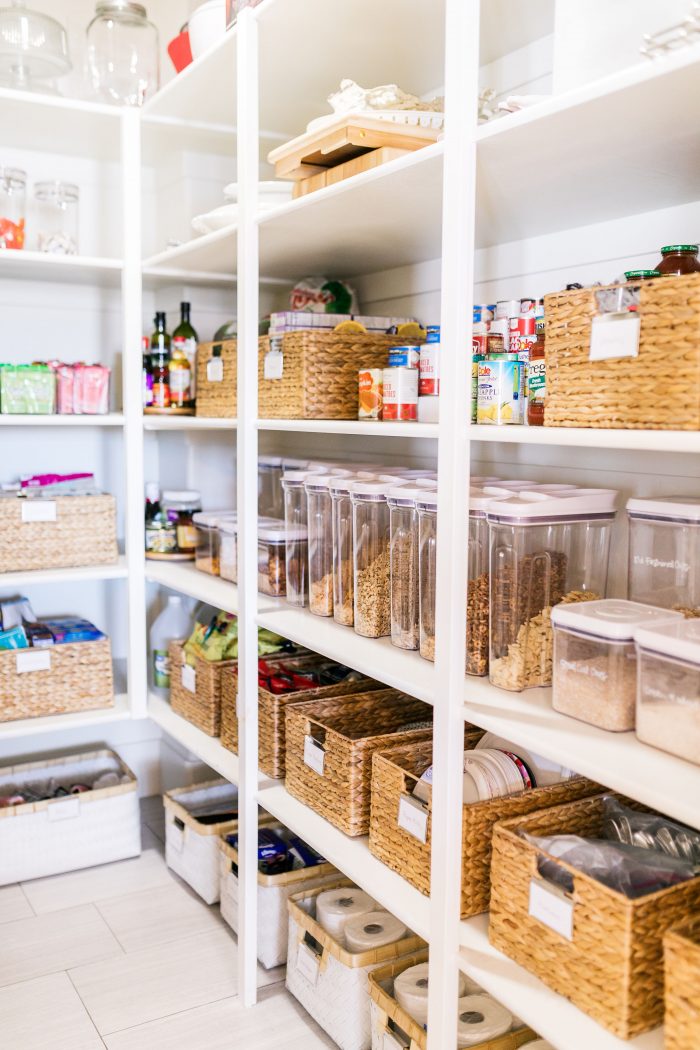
[172,302,198,404]
[655,245,700,276]
[150,311,170,409]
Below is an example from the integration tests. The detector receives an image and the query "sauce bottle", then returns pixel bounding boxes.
[654,245,700,276]
[150,311,171,409]
[527,319,546,427]
[172,302,198,403]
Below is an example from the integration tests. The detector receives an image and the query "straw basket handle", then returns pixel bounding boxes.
[295,926,330,978]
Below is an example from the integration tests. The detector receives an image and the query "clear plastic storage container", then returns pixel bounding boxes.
[417,491,438,661]
[258,522,289,597]
[635,619,700,766]
[330,474,359,627]
[193,511,221,575]
[258,455,282,518]
[162,489,201,557]
[306,475,335,617]
[281,470,319,607]
[352,481,392,638]
[627,497,700,616]
[552,600,682,731]
[488,489,618,692]
[388,485,424,650]
[0,166,26,249]
[218,517,237,582]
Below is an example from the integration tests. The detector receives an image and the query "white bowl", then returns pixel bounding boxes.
[189,0,226,60]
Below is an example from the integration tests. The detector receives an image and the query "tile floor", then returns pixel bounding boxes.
[0,797,336,1050]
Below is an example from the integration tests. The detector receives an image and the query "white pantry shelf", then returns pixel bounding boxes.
[0,250,122,286]
[0,690,131,742]
[143,416,237,431]
[147,692,243,784]
[0,414,124,427]
[142,28,237,134]
[144,560,238,612]
[0,86,121,160]
[142,225,238,281]
[0,556,128,589]
[459,915,663,1050]
[257,419,439,438]
[469,425,700,453]
[256,783,431,941]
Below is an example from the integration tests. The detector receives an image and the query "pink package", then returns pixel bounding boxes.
[74,364,110,414]
[56,364,75,414]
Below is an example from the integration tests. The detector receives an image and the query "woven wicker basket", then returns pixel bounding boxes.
[665,916,700,1050]
[0,493,118,572]
[258,331,404,419]
[196,339,237,418]
[169,641,235,736]
[0,637,113,723]
[285,690,433,837]
[489,793,700,1038]
[164,778,238,904]
[544,273,700,429]
[368,949,538,1050]
[220,655,382,778]
[369,738,598,917]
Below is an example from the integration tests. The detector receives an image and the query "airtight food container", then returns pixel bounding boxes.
[635,618,700,765]
[281,470,320,607]
[305,475,335,618]
[258,522,290,597]
[258,455,283,518]
[552,600,682,731]
[627,496,700,616]
[351,481,392,638]
[219,517,237,582]
[388,485,424,651]
[193,510,234,576]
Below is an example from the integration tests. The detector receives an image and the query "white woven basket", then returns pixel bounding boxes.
[164,778,238,904]
[0,749,140,885]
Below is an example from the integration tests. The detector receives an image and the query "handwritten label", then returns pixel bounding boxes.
[48,798,80,822]
[296,942,320,986]
[21,500,57,523]
[16,650,51,674]
[181,664,196,693]
[207,357,224,382]
[589,313,640,361]
[529,877,574,940]
[397,795,429,843]
[264,350,284,380]
[303,736,325,776]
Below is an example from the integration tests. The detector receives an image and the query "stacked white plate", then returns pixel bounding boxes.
[191,181,294,235]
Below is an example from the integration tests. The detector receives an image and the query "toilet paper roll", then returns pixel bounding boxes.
[344,910,407,952]
[315,888,376,944]
[456,995,512,1047]
[394,964,471,1026]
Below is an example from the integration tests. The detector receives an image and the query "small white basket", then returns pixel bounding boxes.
[164,778,238,904]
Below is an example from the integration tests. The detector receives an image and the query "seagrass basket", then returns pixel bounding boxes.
[665,916,700,1050]
[196,339,237,418]
[258,331,404,419]
[0,493,118,572]
[369,738,598,916]
[169,641,235,736]
[544,273,700,429]
[489,793,700,1039]
[285,690,432,836]
[220,655,382,778]
[0,637,113,722]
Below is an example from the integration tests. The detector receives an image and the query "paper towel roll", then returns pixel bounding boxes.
[315,888,376,944]
[344,910,407,952]
[394,964,471,1026]
[456,995,512,1047]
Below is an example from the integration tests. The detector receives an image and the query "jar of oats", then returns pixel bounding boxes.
[388,485,426,651]
[351,480,393,638]
[487,489,618,692]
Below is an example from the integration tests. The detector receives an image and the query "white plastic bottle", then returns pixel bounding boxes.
[150,595,192,697]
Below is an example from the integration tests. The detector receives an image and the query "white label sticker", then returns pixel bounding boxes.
[397,795,429,843]
[383,1031,408,1050]
[264,350,284,380]
[529,877,574,940]
[296,942,320,986]
[207,357,224,382]
[48,797,80,822]
[303,735,325,776]
[589,313,640,361]
[21,500,57,523]
[181,664,196,693]
[170,823,185,853]
[16,650,51,674]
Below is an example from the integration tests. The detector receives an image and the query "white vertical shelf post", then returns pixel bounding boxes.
[427,1,480,1046]
[121,108,147,716]
[236,6,261,1009]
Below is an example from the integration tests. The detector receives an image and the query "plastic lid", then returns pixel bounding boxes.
[162,489,201,503]
[218,520,236,535]
[661,245,698,253]
[625,270,660,279]
[551,599,683,641]
[281,470,322,485]
[192,511,224,527]
[487,489,618,522]
[387,485,427,505]
[416,491,438,510]
[259,522,293,543]
[469,489,511,515]
[415,478,438,489]
[350,480,392,499]
[635,618,700,664]
[328,474,362,495]
[259,455,282,467]
[627,496,700,523]
[281,457,308,469]
[304,475,335,491]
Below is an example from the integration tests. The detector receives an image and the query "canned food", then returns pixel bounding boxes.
[477,359,524,425]
[419,340,439,395]
[358,368,383,420]
[383,366,418,421]
[387,346,420,368]
[425,325,440,343]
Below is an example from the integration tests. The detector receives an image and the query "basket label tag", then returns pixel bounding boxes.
[589,312,640,362]
[383,1031,408,1050]
[296,942,320,986]
[181,664,196,693]
[16,650,51,674]
[207,357,224,382]
[529,877,574,940]
[264,349,284,380]
[397,794,428,843]
[303,735,325,776]
[21,500,57,523]
[48,797,80,822]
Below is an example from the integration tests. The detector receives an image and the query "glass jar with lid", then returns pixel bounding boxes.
[654,245,700,276]
[162,489,201,557]
[351,481,392,639]
[0,166,25,249]
[86,1,159,106]
[34,181,78,254]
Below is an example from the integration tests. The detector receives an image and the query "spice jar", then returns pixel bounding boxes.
[306,475,340,618]
[351,481,392,638]
[281,470,321,606]
[162,490,201,557]
[627,496,700,616]
[487,489,617,692]
[635,618,700,766]
[0,166,26,249]
[552,599,682,732]
[654,244,700,276]
[330,474,359,627]
[258,522,289,596]
[258,455,283,517]
[218,516,237,582]
[389,485,424,650]
[34,181,79,255]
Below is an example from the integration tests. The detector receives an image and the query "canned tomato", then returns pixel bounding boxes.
[387,345,420,368]
[358,368,383,420]
[382,366,418,421]
[477,359,524,425]
[419,340,439,395]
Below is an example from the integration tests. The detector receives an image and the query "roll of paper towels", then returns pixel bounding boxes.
[315,888,376,944]
[344,911,407,952]
[394,963,470,1026]
[457,995,512,1047]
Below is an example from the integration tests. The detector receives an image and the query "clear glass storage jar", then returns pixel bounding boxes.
[389,485,424,650]
[281,470,320,607]
[218,515,237,582]
[0,166,25,249]
[552,600,682,732]
[162,489,201,556]
[258,522,290,597]
[635,618,700,765]
[86,1,159,106]
[330,474,358,626]
[34,181,78,254]
[488,489,617,692]
[306,475,335,618]
[258,455,283,518]
[352,481,392,638]
[627,496,700,615]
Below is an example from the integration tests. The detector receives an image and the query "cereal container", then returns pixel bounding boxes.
[351,481,392,638]
[258,522,290,597]
[627,496,700,616]
[382,367,418,421]
[488,489,618,691]
[281,470,321,606]
[417,491,438,661]
[306,475,339,617]
[330,474,359,626]
[551,599,682,731]
[635,618,700,765]
[388,486,424,650]
[193,511,222,575]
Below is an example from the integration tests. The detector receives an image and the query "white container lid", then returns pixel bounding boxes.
[328,474,362,495]
[281,469,324,486]
[487,489,618,523]
[260,522,307,543]
[192,510,234,527]
[551,599,683,641]
[471,476,501,484]
[387,485,427,506]
[162,489,201,503]
[304,475,335,491]
[281,457,308,469]
[415,478,438,489]
[627,495,700,523]
[635,618,700,664]
[218,520,236,536]
[259,455,282,467]
[469,489,511,516]
[350,480,392,500]
[416,491,438,510]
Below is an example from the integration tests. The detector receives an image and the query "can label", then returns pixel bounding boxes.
[477,360,524,424]
[473,333,488,355]
[382,367,418,421]
[419,343,439,395]
[471,355,484,423]
[425,326,441,343]
[358,368,383,419]
[509,314,536,354]
[528,359,546,400]
[388,346,420,368]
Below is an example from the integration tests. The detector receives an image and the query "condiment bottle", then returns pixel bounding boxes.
[172,302,198,401]
[527,319,546,427]
[169,343,192,408]
[654,245,700,276]
[150,311,170,409]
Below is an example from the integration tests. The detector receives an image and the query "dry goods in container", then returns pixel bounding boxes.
[282,470,318,606]
[627,496,700,616]
[330,474,358,626]
[382,366,418,421]
[635,618,700,766]
[352,481,392,638]
[258,522,290,597]
[306,475,335,617]
[218,516,237,582]
[388,486,425,650]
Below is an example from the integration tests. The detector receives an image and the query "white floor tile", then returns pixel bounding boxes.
[103,988,336,1050]
[0,883,34,924]
[96,881,224,953]
[21,849,171,915]
[0,904,122,988]
[0,972,104,1050]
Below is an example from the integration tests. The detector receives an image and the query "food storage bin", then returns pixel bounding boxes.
[664,916,700,1050]
[164,778,238,903]
[193,511,221,574]
[627,496,700,615]
[0,634,114,723]
[282,470,321,606]
[388,485,424,651]
[635,618,700,766]
[218,514,237,581]
[306,475,336,617]
[196,339,237,417]
[0,492,117,572]
[259,455,283,517]
[257,521,288,596]
[168,641,235,736]
[0,364,55,413]
[551,599,682,731]
[352,481,392,638]
[34,180,79,254]
[330,474,359,626]
[487,489,618,692]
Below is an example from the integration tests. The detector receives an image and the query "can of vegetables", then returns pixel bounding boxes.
[358,368,383,420]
